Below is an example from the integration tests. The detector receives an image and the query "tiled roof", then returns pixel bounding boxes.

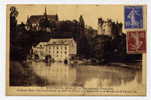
[28,15,58,24]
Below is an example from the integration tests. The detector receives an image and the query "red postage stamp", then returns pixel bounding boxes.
[127,30,146,53]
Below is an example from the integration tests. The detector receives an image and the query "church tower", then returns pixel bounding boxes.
[44,7,48,20]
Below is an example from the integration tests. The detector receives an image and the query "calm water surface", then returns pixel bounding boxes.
[30,61,142,88]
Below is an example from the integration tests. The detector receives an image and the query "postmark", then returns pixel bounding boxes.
[127,30,146,53]
[124,6,143,29]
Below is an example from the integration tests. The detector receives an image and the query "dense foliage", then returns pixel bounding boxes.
[10,7,142,63]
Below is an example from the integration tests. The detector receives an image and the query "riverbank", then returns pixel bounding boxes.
[70,58,142,70]
[10,61,49,86]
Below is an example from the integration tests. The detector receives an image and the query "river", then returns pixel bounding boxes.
[29,61,143,90]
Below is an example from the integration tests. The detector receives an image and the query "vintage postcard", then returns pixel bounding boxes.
[6,4,147,96]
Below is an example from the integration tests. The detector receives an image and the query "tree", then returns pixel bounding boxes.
[111,33,127,62]
[79,15,85,29]
[92,35,112,63]
[10,6,18,42]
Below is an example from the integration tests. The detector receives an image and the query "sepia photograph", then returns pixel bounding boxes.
[6,4,147,96]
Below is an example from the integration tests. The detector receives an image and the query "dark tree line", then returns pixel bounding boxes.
[90,33,142,64]
[10,6,142,63]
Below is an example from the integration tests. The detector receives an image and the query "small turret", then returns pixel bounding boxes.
[98,18,104,35]
[98,18,112,35]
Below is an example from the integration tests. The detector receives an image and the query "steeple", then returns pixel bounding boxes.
[44,7,47,16]
[44,7,48,20]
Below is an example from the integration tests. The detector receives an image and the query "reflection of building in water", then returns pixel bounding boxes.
[76,66,137,88]
[48,63,76,85]
[32,38,77,61]
[31,61,141,88]
[32,62,76,85]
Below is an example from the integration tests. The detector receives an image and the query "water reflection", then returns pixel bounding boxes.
[30,61,142,88]
[31,62,76,86]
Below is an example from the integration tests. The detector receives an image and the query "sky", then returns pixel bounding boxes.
[8,5,125,30]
